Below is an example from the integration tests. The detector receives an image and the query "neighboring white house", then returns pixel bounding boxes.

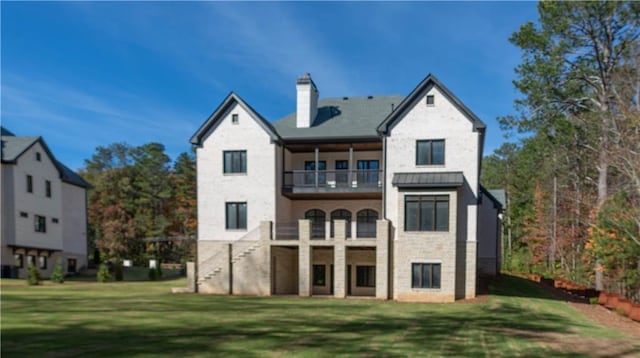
[190,73,502,302]
[1,127,89,278]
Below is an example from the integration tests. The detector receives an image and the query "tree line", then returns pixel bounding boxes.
[482,1,640,299]
[80,143,196,266]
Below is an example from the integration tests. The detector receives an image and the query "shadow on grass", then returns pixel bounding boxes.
[3,276,637,357]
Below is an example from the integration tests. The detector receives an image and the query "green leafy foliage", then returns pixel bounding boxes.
[50,261,65,284]
[114,260,124,281]
[26,264,41,286]
[97,263,110,283]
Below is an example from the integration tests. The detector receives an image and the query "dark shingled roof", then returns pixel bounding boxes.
[272,95,404,140]
[392,172,464,188]
[1,129,89,188]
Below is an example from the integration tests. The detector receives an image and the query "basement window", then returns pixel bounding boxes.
[426,95,435,106]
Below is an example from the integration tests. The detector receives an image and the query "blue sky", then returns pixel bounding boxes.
[1,2,538,170]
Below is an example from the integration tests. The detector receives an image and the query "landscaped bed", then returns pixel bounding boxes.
[1,275,638,357]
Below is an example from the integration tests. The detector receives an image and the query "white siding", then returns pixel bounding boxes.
[12,142,63,250]
[197,102,277,241]
[62,183,87,256]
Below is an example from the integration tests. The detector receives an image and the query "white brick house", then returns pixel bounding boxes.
[190,74,502,301]
[1,127,89,278]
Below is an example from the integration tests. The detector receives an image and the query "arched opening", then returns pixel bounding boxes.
[305,209,326,239]
[330,209,352,238]
[356,209,378,238]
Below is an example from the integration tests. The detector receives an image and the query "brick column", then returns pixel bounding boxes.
[465,241,477,299]
[298,219,311,297]
[376,219,389,299]
[333,220,346,298]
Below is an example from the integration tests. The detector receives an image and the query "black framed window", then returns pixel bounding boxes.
[335,160,349,184]
[330,209,352,238]
[35,215,47,233]
[52,218,59,224]
[14,254,24,268]
[426,95,435,106]
[225,202,247,230]
[27,175,33,193]
[27,255,36,267]
[416,140,445,165]
[405,195,449,232]
[412,263,441,288]
[313,265,326,286]
[46,180,52,198]
[223,151,247,174]
[20,212,28,218]
[231,114,239,124]
[356,266,375,287]
[305,209,326,239]
[36,152,42,161]
[356,209,378,238]
[39,256,47,270]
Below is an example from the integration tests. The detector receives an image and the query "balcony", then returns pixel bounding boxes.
[282,169,382,199]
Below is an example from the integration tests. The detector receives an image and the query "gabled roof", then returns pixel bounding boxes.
[377,73,486,135]
[273,95,403,140]
[1,130,90,188]
[392,172,464,188]
[190,92,280,145]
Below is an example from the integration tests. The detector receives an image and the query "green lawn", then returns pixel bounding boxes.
[1,275,637,357]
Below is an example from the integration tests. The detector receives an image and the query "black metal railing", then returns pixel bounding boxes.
[283,170,382,189]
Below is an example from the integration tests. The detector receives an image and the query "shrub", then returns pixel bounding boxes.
[148,267,157,281]
[50,261,65,284]
[589,297,599,305]
[97,263,110,283]
[616,306,627,316]
[27,264,41,286]
[114,260,124,281]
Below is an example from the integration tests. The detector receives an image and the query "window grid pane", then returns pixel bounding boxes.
[223,151,246,174]
[411,263,441,288]
[416,140,445,165]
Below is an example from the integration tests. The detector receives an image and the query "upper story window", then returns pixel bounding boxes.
[223,150,247,174]
[231,114,239,124]
[35,215,47,233]
[426,95,435,107]
[405,195,449,232]
[416,139,445,165]
[26,175,33,193]
[225,202,247,230]
[46,180,52,198]
[36,152,42,161]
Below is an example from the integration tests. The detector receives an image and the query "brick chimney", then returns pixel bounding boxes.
[296,73,319,128]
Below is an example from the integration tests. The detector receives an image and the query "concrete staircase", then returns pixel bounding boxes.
[197,228,261,285]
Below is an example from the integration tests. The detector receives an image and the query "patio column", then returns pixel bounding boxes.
[333,220,346,298]
[348,145,354,186]
[314,146,319,188]
[376,219,389,299]
[298,219,311,297]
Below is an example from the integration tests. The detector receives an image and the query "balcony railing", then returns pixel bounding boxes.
[283,170,382,190]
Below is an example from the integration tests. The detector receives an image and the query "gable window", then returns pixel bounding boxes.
[46,180,52,198]
[416,140,445,165]
[405,195,449,232]
[412,263,441,288]
[20,212,28,218]
[356,266,375,287]
[52,218,59,224]
[27,175,33,193]
[39,256,47,270]
[35,215,47,233]
[313,264,326,286]
[36,152,41,161]
[14,254,24,268]
[426,95,435,106]
[223,150,247,174]
[225,202,247,230]
[231,114,239,124]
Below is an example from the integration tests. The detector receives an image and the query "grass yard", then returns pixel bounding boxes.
[1,275,638,357]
